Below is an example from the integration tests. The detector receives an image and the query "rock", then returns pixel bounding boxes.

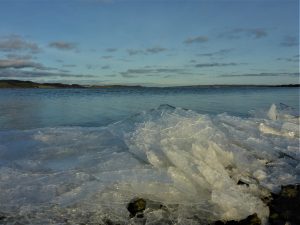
[126,198,173,225]
[136,213,144,218]
[214,213,261,225]
[102,218,115,225]
[268,184,300,225]
[237,180,249,186]
[127,198,147,218]
[280,185,299,198]
[0,215,6,221]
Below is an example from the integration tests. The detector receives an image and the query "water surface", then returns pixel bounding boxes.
[0,87,298,130]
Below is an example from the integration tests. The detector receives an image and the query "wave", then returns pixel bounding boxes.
[0,104,299,224]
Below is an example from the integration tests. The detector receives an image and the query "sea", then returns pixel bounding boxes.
[0,87,299,224]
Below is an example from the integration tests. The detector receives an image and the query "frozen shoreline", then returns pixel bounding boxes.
[0,104,299,224]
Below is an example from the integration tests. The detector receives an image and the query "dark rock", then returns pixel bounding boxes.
[0,215,6,221]
[268,184,300,225]
[214,213,261,225]
[237,180,249,187]
[136,213,144,218]
[103,218,115,225]
[127,198,147,218]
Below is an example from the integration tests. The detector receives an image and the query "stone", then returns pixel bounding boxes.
[268,184,300,225]
[214,213,261,225]
[0,215,6,221]
[127,198,147,218]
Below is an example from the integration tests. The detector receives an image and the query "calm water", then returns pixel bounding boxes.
[0,87,299,130]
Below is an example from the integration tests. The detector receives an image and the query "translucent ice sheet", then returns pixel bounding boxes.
[0,104,299,224]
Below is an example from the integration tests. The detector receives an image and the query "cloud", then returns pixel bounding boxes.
[120,67,186,78]
[219,28,268,39]
[86,64,99,70]
[280,36,298,47]
[118,58,131,62]
[0,35,40,53]
[146,46,167,54]
[251,28,268,38]
[105,74,117,77]
[5,54,33,60]
[102,55,113,59]
[105,48,117,52]
[101,65,110,69]
[196,48,234,57]
[58,69,70,73]
[195,62,238,68]
[155,68,184,73]
[183,36,208,44]
[276,55,299,62]
[127,46,168,56]
[127,49,143,56]
[120,72,137,78]
[0,68,97,78]
[86,64,105,70]
[121,69,152,76]
[62,64,76,67]
[49,41,77,50]
[219,72,299,77]
[0,59,44,69]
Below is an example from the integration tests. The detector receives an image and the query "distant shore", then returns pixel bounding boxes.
[0,79,299,89]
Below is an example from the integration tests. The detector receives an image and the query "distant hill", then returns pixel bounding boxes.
[0,80,145,89]
[0,80,85,88]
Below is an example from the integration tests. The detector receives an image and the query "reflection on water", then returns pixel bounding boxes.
[0,87,299,130]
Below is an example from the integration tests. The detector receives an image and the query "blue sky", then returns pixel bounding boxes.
[0,0,298,86]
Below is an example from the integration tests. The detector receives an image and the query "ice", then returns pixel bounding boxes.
[267,104,278,120]
[0,104,299,224]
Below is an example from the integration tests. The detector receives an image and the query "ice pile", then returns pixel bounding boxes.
[0,104,299,224]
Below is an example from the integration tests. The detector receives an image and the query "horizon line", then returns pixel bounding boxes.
[0,79,299,88]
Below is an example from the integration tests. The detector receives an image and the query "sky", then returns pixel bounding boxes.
[0,0,299,86]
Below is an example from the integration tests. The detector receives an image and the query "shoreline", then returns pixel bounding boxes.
[0,184,299,225]
[0,79,299,89]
